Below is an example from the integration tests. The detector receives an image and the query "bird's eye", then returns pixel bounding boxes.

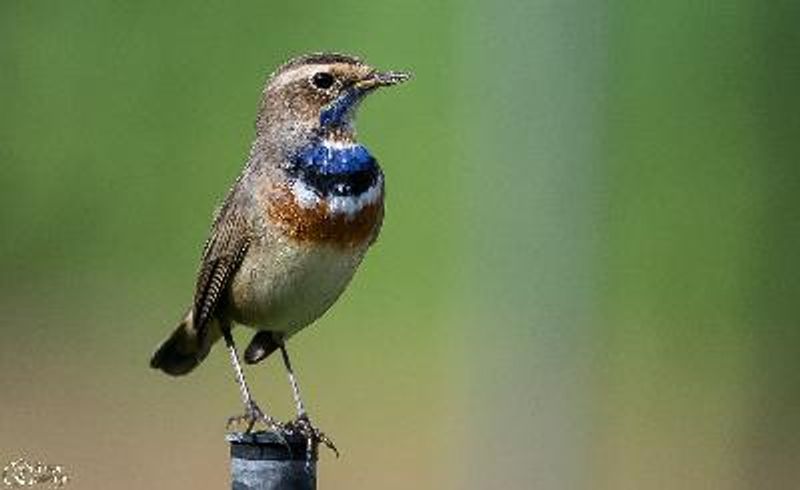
[311,72,335,90]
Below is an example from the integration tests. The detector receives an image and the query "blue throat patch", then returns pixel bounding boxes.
[319,88,361,128]
[289,140,381,197]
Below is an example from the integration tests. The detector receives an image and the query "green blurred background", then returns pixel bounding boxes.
[1,1,798,489]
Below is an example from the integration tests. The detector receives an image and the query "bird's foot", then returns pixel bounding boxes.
[284,414,339,458]
[226,401,284,434]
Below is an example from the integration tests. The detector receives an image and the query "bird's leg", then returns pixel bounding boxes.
[281,343,307,419]
[223,328,282,433]
[279,343,339,457]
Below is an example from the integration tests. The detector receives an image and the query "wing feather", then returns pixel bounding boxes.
[192,199,251,336]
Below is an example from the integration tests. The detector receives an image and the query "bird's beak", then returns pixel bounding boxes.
[354,70,412,91]
[320,69,411,127]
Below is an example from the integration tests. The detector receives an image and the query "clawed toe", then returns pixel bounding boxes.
[226,402,283,433]
[284,414,339,457]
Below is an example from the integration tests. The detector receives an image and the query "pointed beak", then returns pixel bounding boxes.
[354,70,412,91]
[320,68,411,128]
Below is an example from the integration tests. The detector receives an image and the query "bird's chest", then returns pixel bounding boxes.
[229,141,385,332]
[229,233,367,332]
[266,140,385,248]
[266,180,384,248]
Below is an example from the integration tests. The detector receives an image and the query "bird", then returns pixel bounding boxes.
[149,53,410,449]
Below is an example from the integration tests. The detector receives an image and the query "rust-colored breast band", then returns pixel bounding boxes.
[267,185,383,248]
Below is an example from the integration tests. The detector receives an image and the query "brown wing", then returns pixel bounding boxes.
[192,199,251,336]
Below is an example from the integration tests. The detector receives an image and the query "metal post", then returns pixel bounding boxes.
[227,431,317,490]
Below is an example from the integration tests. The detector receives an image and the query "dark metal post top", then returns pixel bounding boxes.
[227,431,318,490]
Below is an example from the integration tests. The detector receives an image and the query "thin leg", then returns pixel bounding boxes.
[223,327,281,433]
[279,343,339,457]
[225,328,255,408]
[279,344,307,419]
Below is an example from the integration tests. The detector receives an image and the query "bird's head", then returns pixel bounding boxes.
[256,53,410,147]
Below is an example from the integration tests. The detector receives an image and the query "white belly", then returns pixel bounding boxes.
[227,234,367,336]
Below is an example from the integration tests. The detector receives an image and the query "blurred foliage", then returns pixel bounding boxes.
[1,1,798,489]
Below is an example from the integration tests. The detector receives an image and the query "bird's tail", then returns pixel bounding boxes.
[150,310,220,376]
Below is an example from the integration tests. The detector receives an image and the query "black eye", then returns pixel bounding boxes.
[311,72,335,90]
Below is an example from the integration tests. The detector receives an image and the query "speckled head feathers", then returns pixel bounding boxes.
[255,52,410,141]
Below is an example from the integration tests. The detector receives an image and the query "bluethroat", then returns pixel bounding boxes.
[150,53,410,450]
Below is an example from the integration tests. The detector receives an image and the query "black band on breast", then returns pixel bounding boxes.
[288,142,382,197]
[299,166,380,197]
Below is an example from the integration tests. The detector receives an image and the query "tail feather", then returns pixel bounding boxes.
[150,311,219,376]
